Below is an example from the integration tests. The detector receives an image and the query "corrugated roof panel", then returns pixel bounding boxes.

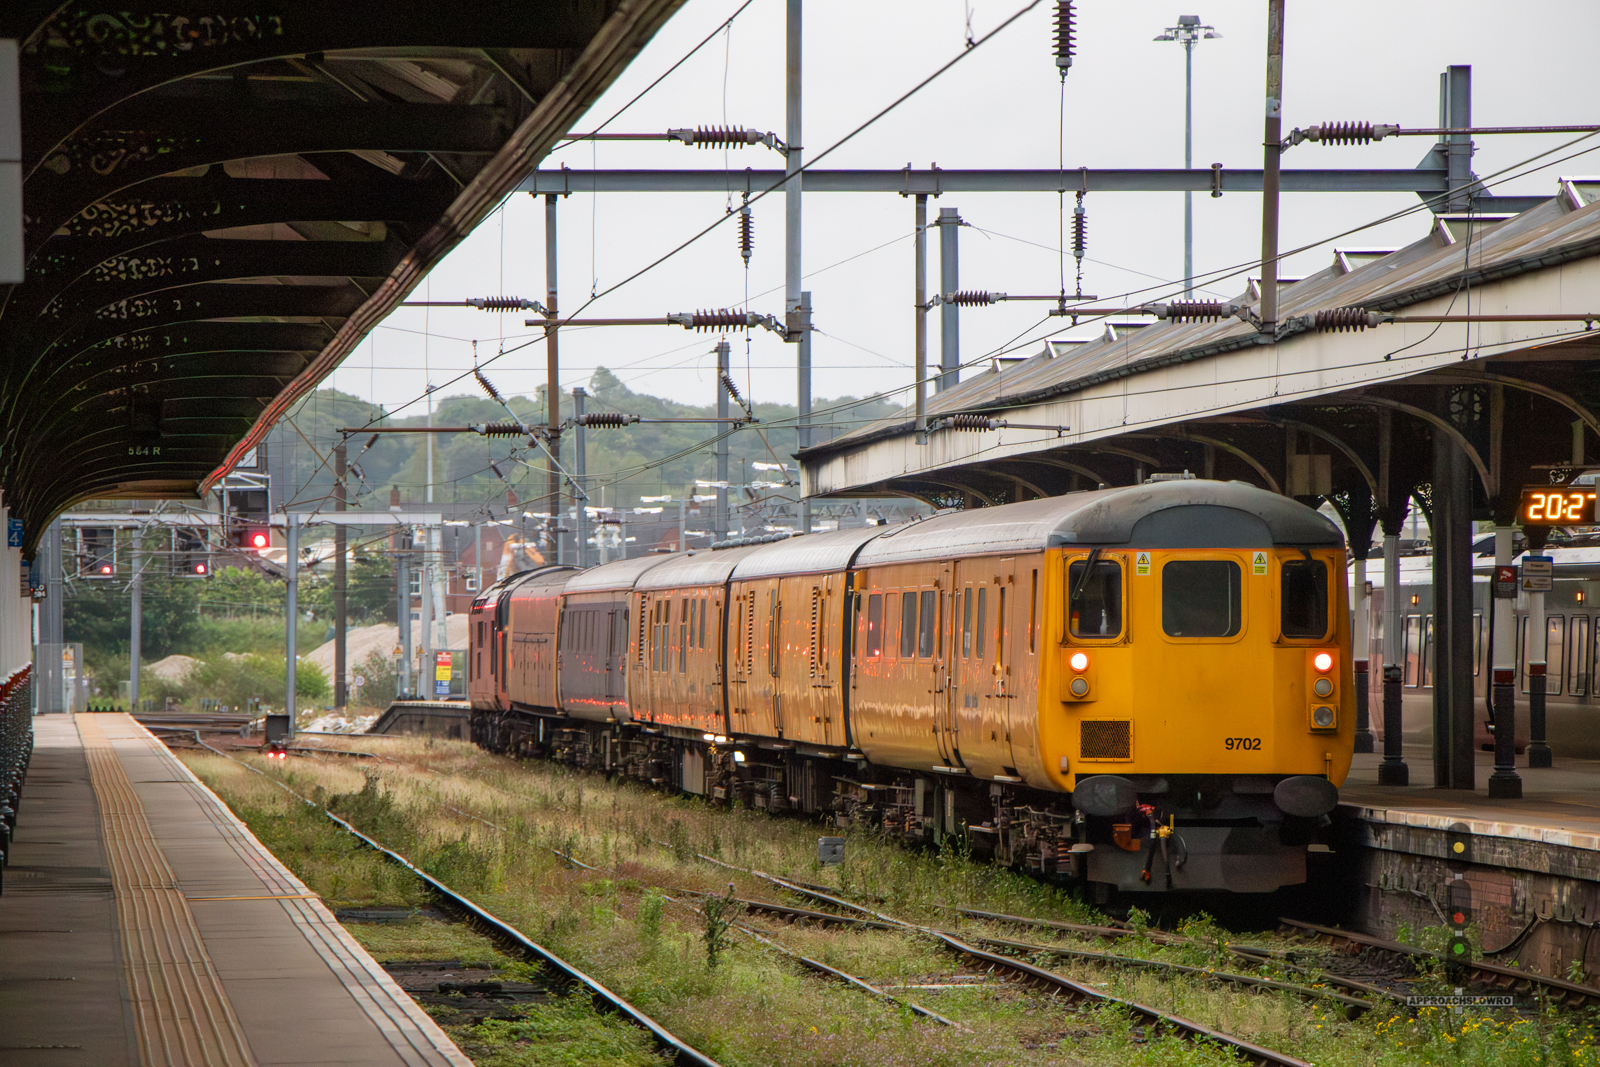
[564,554,672,592]
[813,184,1600,456]
[730,525,888,579]
[634,543,767,590]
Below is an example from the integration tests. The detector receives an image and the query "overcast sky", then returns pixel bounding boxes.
[326,0,1600,428]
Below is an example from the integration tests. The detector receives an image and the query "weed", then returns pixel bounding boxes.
[701,883,741,969]
[637,888,664,956]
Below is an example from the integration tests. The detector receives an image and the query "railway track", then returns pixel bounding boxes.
[1279,917,1600,1009]
[952,905,1403,1006]
[680,849,1315,1067]
[182,734,723,1067]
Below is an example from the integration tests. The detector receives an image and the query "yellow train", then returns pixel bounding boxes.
[469,478,1352,894]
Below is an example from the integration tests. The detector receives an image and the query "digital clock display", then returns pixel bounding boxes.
[1520,487,1598,524]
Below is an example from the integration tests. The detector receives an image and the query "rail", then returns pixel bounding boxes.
[180,733,724,1067]
[1279,917,1600,1009]
[682,848,1313,1067]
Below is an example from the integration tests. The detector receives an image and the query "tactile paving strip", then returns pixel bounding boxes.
[76,714,256,1067]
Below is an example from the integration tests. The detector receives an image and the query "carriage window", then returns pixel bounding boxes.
[1280,559,1329,638]
[900,591,918,658]
[1548,616,1566,696]
[918,590,937,658]
[996,587,1007,665]
[1068,559,1123,638]
[865,594,883,656]
[962,589,973,657]
[1162,560,1242,637]
[975,588,988,658]
[1473,612,1484,678]
[1570,616,1590,695]
[1029,570,1038,654]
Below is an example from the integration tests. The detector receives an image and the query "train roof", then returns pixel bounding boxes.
[854,479,1342,566]
[563,553,671,593]
[730,524,887,579]
[505,565,581,597]
[635,543,768,591]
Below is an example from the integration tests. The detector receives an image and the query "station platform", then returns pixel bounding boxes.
[1338,747,1600,978]
[0,713,471,1067]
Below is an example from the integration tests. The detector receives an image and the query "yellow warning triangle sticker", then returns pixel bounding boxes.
[1135,551,1151,575]
[1252,550,1268,575]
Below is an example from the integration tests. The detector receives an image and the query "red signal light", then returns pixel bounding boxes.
[1313,652,1333,673]
[249,531,269,550]
[193,563,208,575]
[99,564,113,575]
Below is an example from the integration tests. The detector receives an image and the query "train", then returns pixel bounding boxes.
[1366,537,1600,760]
[468,477,1354,895]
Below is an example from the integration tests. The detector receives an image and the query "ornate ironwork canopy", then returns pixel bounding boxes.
[1,0,682,550]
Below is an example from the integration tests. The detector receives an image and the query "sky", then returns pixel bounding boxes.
[324,0,1600,429]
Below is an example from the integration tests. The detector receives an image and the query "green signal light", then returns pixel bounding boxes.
[1452,942,1467,954]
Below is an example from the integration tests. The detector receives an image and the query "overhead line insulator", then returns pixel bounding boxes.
[945,413,1002,431]
[474,422,526,438]
[1072,199,1087,260]
[473,368,505,404]
[946,290,997,306]
[739,203,754,267]
[1152,300,1231,322]
[674,126,764,148]
[1286,122,1399,147]
[684,309,753,331]
[575,412,640,428]
[469,296,544,312]
[1314,306,1380,332]
[1054,0,1076,76]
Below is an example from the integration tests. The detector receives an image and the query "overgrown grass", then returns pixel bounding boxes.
[183,740,1600,1067]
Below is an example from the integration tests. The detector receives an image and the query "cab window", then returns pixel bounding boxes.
[1068,558,1123,638]
[1162,560,1242,637]
[1280,559,1329,639]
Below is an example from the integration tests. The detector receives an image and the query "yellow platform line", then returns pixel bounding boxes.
[186,894,320,902]
[77,715,257,1067]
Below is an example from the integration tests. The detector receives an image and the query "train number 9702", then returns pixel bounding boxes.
[1224,737,1262,751]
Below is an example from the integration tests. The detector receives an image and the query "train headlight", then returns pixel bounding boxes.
[1312,677,1334,698]
[1069,677,1090,697]
[1069,652,1089,672]
[1313,652,1333,673]
[1311,704,1336,729]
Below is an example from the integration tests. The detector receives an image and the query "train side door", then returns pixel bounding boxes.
[807,577,837,745]
[605,602,627,711]
[949,558,1017,777]
[922,563,957,768]
[729,587,750,732]
[765,582,785,736]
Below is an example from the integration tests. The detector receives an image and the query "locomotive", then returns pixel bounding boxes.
[468,478,1353,894]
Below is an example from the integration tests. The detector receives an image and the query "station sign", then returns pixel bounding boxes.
[435,651,452,697]
[6,518,21,548]
[1493,565,1518,599]
[1520,486,1599,525]
[1522,556,1554,593]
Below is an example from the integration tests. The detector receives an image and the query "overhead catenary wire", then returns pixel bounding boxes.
[312,35,1600,509]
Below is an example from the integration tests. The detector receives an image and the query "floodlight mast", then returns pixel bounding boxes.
[1154,15,1221,298]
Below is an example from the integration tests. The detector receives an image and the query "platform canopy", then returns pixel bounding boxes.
[800,180,1600,550]
[0,0,683,551]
